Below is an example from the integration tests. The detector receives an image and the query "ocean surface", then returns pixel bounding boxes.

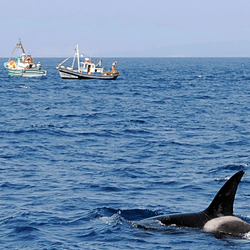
[0,57,250,249]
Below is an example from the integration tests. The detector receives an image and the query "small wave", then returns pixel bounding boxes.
[222,164,247,171]
[129,119,145,124]
[1,182,33,190]
[123,129,151,135]
[99,213,123,226]
[93,207,158,221]
[12,226,39,234]
[19,85,30,89]
[216,177,230,182]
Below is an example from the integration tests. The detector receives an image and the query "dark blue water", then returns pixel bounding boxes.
[0,57,250,249]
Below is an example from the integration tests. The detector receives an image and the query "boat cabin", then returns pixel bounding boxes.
[80,58,103,75]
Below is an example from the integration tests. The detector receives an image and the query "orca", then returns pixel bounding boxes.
[133,170,250,236]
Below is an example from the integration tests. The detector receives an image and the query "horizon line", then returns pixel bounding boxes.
[0,56,250,58]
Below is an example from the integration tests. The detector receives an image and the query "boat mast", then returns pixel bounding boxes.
[76,45,80,72]
[72,54,75,69]
[17,38,25,54]
[8,38,25,62]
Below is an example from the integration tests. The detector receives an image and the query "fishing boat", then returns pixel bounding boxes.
[56,45,119,80]
[4,39,47,77]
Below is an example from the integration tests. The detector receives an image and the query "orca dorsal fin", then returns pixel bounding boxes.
[205,170,244,217]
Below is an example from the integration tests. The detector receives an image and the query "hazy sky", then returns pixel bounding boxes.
[1,0,250,57]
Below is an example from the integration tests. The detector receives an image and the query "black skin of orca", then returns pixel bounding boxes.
[134,170,250,235]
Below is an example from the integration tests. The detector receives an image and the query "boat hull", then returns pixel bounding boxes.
[5,67,47,77]
[58,68,119,80]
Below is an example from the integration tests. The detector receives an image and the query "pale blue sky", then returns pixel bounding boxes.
[1,0,250,57]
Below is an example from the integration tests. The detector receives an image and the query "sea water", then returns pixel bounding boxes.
[0,57,250,249]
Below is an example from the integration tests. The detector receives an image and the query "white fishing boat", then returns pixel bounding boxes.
[4,39,47,77]
[56,45,119,80]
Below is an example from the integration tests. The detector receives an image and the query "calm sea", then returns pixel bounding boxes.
[0,57,250,249]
